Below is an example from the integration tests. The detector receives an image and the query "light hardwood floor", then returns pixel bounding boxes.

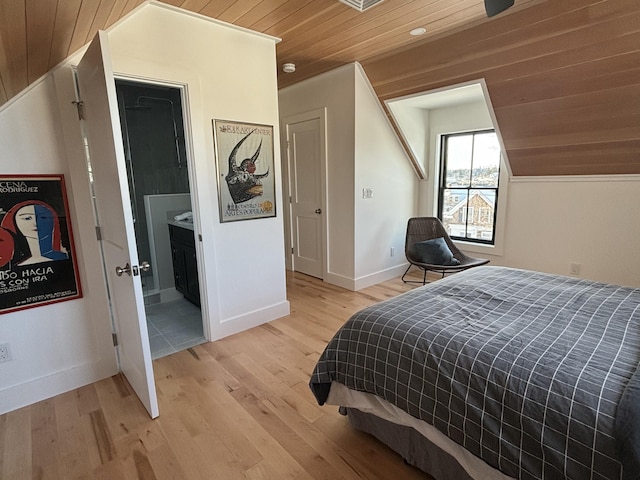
[1,270,439,480]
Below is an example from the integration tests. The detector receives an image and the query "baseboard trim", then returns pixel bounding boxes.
[354,264,409,290]
[0,359,117,415]
[324,272,355,290]
[210,300,291,341]
[324,264,409,291]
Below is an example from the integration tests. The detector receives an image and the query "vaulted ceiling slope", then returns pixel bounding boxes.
[0,0,637,176]
[364,0,640,176]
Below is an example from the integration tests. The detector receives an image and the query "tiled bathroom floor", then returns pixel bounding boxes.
[145,298,205,359]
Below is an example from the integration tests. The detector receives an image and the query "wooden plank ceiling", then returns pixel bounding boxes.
[0,0,543,105]
[0,0,638,176]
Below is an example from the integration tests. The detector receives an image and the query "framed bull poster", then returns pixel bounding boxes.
[213,120,276,222]
[0,174,82,314]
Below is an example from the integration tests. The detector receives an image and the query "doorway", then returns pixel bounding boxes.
[115,79,205,359]
[283,108,327,280]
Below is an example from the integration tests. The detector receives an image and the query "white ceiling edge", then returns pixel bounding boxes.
[385,78,512,178]
[386,82,485,110]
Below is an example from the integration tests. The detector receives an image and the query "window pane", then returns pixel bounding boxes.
[441,188,468,237]
[466,189,496,241]
[445,135,472,187]
[438,130,500,245]
[471,132,500,188]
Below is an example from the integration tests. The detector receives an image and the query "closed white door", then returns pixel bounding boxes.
[76,31,158,418]
[286,111,326,279]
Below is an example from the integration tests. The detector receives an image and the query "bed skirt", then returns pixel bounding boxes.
[346,407,478,480]
[327,382,513,480]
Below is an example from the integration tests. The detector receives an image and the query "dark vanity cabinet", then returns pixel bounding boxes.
[169,224,200,306]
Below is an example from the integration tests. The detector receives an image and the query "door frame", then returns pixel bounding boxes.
[281,108,328,278]
[114,74,210,342]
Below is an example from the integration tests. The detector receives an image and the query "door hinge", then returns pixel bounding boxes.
[95,226,102,241]
[289,196,292,203]
[112,333,118,347]
[72,100,84,121]
[291,247,294,254]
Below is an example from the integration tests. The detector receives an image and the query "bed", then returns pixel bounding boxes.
[309,266,640,480]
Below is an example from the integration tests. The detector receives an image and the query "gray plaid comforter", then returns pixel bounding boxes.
[310,267,640,480]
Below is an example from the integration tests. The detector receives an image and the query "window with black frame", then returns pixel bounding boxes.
[438,130,501,244]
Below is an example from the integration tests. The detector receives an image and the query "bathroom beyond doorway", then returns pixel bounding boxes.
[115,79,205,358]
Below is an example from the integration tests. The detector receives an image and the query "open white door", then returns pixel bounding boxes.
[286,112,326,279]
[76,31,159,418]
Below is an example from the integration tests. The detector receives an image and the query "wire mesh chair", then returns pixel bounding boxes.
[402,217,490,284]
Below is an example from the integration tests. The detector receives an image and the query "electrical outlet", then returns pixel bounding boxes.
[0,343,11,363]
[570,262,581,275]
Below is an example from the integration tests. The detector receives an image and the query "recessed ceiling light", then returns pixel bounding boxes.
[410,27,427,36]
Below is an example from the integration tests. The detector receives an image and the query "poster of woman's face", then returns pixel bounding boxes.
[0,175,82,314]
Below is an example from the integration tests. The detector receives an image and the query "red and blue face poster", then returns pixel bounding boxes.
[0,175,82,314]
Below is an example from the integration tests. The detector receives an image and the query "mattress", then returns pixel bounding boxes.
[310,266,640,479]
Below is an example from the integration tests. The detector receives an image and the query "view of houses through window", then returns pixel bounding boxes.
[438,130,500,244]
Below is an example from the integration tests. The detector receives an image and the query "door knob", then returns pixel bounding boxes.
[115,261,150,277]
[115,263,132,277]
[315,208,322,214]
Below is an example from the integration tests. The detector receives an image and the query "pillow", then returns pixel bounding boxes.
[413,237,460,266]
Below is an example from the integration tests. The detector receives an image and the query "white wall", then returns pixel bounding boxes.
[279,65,357,284]
[493,177,640,288]
[0,3,289,415]
[388,105,429,175]
[102,5,289,337]
[278,63,418,290]
[353,66,418,288]
[0,79,117,415]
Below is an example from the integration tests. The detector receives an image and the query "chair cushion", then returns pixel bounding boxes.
[414,238,461,266]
